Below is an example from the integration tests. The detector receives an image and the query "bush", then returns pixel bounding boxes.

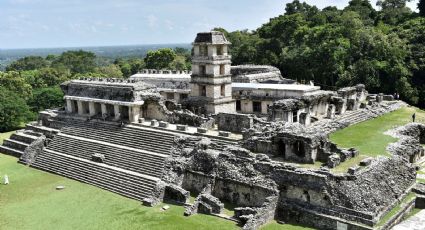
[27,87,64,113]
[0,87,33,132]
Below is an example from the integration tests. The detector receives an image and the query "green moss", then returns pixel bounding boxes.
[417,178,425,184]
[403,208,422,220]
[377,193,416,227]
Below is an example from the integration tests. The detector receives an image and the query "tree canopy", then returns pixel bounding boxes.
[221,0,424,107]
[0,87,32,132]
[144,48,177,70]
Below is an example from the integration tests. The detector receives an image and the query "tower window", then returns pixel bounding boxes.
[221,84,225,97]
[200,86,206,97]
[217,45,223,55]
[199,65,206,75]
[200,45,208,56]
[253,101,261,113]
[220,64,226,75]
[236,100,241,111]
[293,110,298,122]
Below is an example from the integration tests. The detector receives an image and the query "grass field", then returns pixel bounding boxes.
[329,106,425,172]
[0,132,311,230]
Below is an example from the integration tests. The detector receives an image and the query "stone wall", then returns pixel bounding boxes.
[216,113,253,133]
[157,136,416,229]
[20,135,46,165]
[386,123,425,163]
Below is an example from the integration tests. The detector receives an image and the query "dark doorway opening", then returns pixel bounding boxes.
[277,140,286,158]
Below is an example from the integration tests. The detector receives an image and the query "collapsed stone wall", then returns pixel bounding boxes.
[386,123,425,163]
[216,113,254,133]
[20,135,46,165]
[157,136,416,229]
[230,65,286,83]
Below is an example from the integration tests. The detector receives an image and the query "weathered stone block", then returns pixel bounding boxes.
[383,95,394,101]
[348,166,360,175]
[197,128,207,133]
[159,121,169,128]
[138,118,145,123]
[176,125,188,131]
[163,184,189,204]
[327,154,341,168]
[360,157,373,166]
[151,119,158,126]
[91,153,105,163]
[219,131,230,137]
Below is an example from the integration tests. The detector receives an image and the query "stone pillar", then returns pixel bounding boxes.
[101,104,107,116]
[327,105,336,119]
[89,102,96,116]
[77,101,84,115]
[66,99,75,113]
[114,105,120,120]
[128,106,140,123]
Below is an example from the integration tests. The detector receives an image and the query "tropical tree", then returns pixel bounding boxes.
[0,87,33,132]
[144,48,176,69]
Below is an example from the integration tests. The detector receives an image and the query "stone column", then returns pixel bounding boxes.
[77,101,84,115]
[89,102,96,116]
[114,105,120,120]
[101,104,107,116]
[66,99,75,113]
[128,106,140,123]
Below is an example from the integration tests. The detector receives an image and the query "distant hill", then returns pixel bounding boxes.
[0,43,191,70]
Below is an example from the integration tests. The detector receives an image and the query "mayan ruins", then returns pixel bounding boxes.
[1,31,425,230]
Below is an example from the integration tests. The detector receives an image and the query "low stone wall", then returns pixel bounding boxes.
[20,135,46,165]
[239,196,278,230]
[379,198,416,230]
[182,171,213,194]
[386,123,425,163]
[217,113,253,133]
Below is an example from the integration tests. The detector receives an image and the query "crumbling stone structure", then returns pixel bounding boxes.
[1,30,422,230]
[387,123,425,163]
[152,136,416,229]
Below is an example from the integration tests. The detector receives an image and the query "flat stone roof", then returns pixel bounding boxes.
[130,73,191,80]
[231,83,320,92]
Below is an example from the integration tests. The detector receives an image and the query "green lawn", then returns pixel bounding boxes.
[329,107,425,172]
[0,130,17,145]
[0,131,310,230]
[330,107,425,157]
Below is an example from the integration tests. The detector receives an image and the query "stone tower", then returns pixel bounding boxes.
[190,31,235,114]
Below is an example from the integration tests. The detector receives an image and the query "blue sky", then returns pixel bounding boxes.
[0,0,419,49]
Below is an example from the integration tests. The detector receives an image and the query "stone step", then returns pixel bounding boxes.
[10,132,38,144]
[50,133,171,158]
[31,150,157,200]
[0,145,24,157]
[45,145,165,177]
[3,139,29,151]
[61,127,175,147]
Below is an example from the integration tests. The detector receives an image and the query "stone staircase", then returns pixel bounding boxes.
[46,134,167,177]
[28,119,179,200]
[57,121,176,155]
[0,131,40,157]
[31,149,158,200]
[333,110,374,125]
